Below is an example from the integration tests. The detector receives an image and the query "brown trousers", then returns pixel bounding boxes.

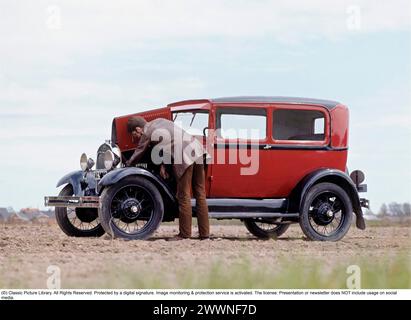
[176,163,210,238]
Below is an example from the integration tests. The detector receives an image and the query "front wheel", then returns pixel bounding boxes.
[99,176,164,240]
[299,182,353,241]
[55,184,105,237]
[244,218,290,239]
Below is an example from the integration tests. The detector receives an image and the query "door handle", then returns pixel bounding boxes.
[263,145,272,150]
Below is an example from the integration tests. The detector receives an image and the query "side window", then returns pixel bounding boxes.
[273,109,326,141]
[217,108,266,140]
[173,112,209,136]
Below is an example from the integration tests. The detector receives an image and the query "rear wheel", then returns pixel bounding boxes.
[299,182,353,241]
[244,218,290,239]
[55,184,105,237]
[99,176,164,240]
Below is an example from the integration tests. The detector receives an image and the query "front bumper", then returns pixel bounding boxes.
[45,196,100,208]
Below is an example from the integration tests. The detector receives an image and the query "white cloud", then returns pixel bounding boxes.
[1,0,409,66]
[350,83,411,129]
[1,0,408,118]
[353,114,411,128]
[0,77,206,117]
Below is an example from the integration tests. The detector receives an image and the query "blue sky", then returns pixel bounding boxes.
[0,0,410,211]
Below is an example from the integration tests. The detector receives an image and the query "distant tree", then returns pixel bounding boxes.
[388,202,404,216]
[403,203,411,217]
[379,203,388,216]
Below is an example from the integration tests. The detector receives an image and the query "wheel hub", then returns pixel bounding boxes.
[313,202,334,225]
[121,198,142,221]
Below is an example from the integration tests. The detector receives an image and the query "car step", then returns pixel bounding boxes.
[208,212,299,219]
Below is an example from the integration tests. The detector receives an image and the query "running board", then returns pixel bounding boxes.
[208,212,299,219]
[192,198,297,218]
[192,198,288,213]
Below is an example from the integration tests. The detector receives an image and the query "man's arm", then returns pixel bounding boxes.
[126,134,150,166]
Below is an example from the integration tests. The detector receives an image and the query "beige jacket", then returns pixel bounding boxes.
[127,118,206,179]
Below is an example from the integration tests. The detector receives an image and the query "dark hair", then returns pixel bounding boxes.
[127,116,147,133]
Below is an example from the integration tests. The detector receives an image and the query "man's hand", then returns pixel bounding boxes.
[125,160,132,167]
[159,164,169,180]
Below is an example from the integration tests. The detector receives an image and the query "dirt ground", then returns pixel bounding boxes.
[0,222,410,288]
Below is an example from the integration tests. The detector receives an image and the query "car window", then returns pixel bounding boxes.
[314,117,325,134]
[273,109,325,141]
[217,108,267,140]
[173,112,209,136]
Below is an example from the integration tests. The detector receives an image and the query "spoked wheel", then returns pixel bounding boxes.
[55,184,105,237]
[299,182,353,241]
[244,218,290,239]
[99,176,164,240]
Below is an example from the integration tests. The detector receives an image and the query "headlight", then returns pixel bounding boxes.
[80,153,88,171]
[80,153,95,171]
[112,146,121,159]
[104,150,114,170]
[112,146,122,167]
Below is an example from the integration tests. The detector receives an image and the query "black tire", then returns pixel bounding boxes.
[244,218,290,239]
[299,182,353,241]
[55,184,105,237]
[99,176,164,240]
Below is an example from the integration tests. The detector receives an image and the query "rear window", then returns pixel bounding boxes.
[273,109,325,141]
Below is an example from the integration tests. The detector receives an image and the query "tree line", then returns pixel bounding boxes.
[377,202,411,216]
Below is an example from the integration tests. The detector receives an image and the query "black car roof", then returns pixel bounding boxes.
[210,96,340,109]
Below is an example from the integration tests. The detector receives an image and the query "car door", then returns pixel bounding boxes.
[266,104,335,197]
[172,108,212,194]
[209,105,274,198]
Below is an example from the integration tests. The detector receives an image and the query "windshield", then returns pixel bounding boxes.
[173,111,209,136]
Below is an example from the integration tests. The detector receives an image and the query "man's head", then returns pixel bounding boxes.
[127,116,147,142]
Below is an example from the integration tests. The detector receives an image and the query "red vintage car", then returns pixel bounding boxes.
[45,96,369,241]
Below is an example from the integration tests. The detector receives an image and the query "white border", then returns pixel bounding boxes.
[1,289,410,300]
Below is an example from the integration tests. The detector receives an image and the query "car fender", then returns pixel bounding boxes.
[290,168,365,230]
[98,167,175,203]
[56,170,84,196]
